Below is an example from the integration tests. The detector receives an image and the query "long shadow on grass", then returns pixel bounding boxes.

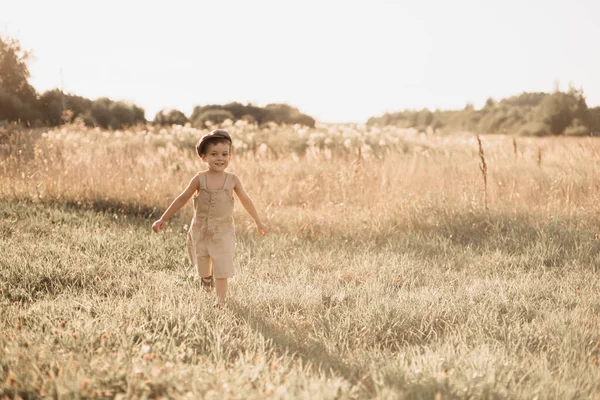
[228,300,376,395]
[228,302,467,397]
[2,197,160,219]
[5,198,599,271]
[387,211,600,271]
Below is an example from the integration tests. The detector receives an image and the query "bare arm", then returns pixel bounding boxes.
[232,174,268,236]
[152,175,199,232]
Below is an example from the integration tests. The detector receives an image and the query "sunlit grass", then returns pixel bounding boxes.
[1,123,600,398]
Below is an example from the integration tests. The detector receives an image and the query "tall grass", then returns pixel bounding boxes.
[3,122,600,220]
[2,122,600,398]
[476,134,488,211]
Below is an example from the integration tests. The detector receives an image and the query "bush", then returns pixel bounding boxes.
[110,101,135,128]
[38,90,93,126]
[192,109,234,128]
[154,109,188,126]
[241,114,257,123]
[536,87,589,135]
[189,103,315,127]
[83,98,146,129]
[484,98,496,108]
[263,103,315,127]
[0,88,40,123]
[518,122,549,137]
[564,119,591,136]
[223,102,265,121]
[564,125,590,136]
[415,109,434,129]
[481,110,509,133]
[87,98,112,129]
[290,113,316,127]
[536,93,574,135]
[37,90,64,125]
[587,107,600,134]
[190,105,227,124]
[131,105,145,125]
[500,92,548,107]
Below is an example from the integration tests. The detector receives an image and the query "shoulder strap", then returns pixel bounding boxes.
[222,173,233,190]
[198,173,207,190]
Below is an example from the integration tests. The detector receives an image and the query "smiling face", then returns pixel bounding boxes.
[201,141,231,172]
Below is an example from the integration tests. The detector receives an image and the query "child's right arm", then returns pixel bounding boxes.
[152,175,200,233]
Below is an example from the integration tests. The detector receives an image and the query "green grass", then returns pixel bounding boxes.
[2,199,600,399]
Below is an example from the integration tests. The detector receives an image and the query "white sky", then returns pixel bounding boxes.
[2,0,599,122]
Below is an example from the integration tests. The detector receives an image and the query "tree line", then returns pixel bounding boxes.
[3,35,599,135]
[367,88,600,136]
[155,103,315,128]
[0,36,315,129]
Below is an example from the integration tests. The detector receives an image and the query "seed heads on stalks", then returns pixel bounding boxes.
[476,134,488,211]
[353,146,363,200]
[353,146,362,177]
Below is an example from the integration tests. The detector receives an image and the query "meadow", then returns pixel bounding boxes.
[1,120,600,399]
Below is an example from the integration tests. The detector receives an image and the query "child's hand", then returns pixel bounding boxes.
[152,218,167,233]
[256,221,268,236]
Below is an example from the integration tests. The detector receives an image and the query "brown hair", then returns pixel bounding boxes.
[196,129,232,157]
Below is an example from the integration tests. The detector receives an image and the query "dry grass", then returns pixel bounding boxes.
[476,134,488,211]
[1,122,600,398]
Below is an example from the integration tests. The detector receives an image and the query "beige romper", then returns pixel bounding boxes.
[187,172,236,279]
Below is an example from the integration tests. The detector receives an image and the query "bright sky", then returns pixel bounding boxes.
[2,0,599,122]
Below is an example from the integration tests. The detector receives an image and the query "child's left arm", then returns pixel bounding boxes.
[232,174,268,236]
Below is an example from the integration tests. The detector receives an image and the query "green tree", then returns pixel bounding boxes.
[536,87,588,135]
[87,97,112,129]
[263,103,315,127]
[415,108,434,129]
[38,90,64,125]
[192,109,235,128]
[110,101,135,128]
[0,37,40,122]
[589,107,600,134]
[38,89,93,126]
[484,98,496,108]
[82,98,145,129]
[154,109,188,126]
[190,102,315,127]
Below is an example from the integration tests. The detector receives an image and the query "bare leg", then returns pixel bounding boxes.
[215,278,228,303]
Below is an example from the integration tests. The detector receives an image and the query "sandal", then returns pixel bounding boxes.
[200,276,214,291]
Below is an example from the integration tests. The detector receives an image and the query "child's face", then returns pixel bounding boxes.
[201,141,231,172]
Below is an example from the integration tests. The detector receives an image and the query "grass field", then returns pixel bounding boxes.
[1,122,600,398]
